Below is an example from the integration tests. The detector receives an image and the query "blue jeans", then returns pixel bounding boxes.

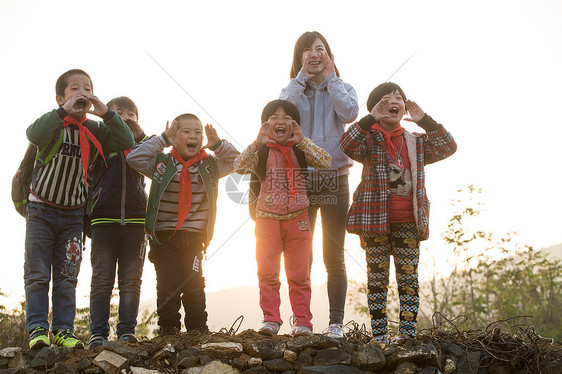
[24,201,84,333]
[89,225,146,338]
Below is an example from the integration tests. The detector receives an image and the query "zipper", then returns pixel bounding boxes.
[120,152,126,225]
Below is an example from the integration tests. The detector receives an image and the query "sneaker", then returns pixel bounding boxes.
[53,329,85,348]
[87,334,106,349]
[390,335,411,344]
[258,321,281,336]
[118,333,139,343]
[29,327,50,350]
[371,334,390,344]
[324,324,345,339]
[291,325,312,337]
[288,314,312,337]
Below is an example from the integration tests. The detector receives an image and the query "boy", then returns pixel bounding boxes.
[234,100,331,336]
[88,97,147,348]
[25,69,134,349]
[126,114,239,335]
[340,82,456,342]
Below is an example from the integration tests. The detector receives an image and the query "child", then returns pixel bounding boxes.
[234,99,331,337]
[87,97,148,348]
[126,114,239,335]
[340,82,457,342]
[25,69,134,349]
[280,31,358,338]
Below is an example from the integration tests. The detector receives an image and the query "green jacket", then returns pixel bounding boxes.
[144,151,218,245]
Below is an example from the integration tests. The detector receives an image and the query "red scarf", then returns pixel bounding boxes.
[371,122,405,164]
[266,141,297,199]
[63,115,106,186]
[169,147,209,238]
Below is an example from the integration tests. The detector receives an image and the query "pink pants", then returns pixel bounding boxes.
[255,211,313,330]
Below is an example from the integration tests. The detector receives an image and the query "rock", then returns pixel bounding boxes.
[247,341,286,359]
[343,343,356,354]
[247,357,262,368]
[77,358,92,371]
[201,342,243,359]
[294,349,315,370]
[231,357,247,370]
[0,348,22,359]
[280,371,295,374]
[387,345,432,367]
[30,347,67,369]
[84,368,105,374]
[130,368,162,374]
[443,355,457,374]
[456,351,481,374]
[419,366,440,374]
[440,342,463,357]
[177,348,201,369]
[488,365,511,374]
[351,345,386,371]
[285,335,339,352]
[200,355,212,366]
[153,343,175,360]
[102,341,145,358]
[195,361,240,374]
[262,358,293,372]
[425,343,441,369]
[53,361,77,374]
[0,358,10,369]
[283,350,297,364]
[300,365,366,374]
[313,348,351,366]
[0,369,20,374]
[93,350,127,374]
[394,361,418,374]
[242,367,271,374]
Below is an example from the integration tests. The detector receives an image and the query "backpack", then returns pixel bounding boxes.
[12,120,99,217]
[12,124,63,217]
[248,145,308,221]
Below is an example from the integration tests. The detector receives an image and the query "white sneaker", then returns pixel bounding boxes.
[324,324,345,339]
[258,321,281,336]
[371,334,390,344]
[291,325,312,337]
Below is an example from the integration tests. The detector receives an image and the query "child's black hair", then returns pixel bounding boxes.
[174,113,201,123]
[106,96,139,119]
[261,99,300,124]
[366,82,407,112]
[55,69,93,97]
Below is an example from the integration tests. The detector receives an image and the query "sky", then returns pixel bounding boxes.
[0,0,561,311]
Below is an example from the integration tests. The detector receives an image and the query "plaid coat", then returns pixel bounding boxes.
[340,115,457,240]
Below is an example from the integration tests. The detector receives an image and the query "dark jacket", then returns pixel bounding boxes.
[90,132,148,227]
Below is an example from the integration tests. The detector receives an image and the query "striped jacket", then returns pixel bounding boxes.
[340,114,457,240]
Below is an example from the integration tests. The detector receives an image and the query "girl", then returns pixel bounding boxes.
[340,82,457,342]
[234,100,331,336]
[280,31,358,338]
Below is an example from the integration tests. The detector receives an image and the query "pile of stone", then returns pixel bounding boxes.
[0,330,560,374]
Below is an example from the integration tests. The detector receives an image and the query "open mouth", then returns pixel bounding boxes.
[75,98,87,111]
[186,142,198,151]
[275,126,287,136]
[309,61,321,66]
[389,106,399,115]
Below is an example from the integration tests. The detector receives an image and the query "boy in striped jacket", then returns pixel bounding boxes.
[340,82,456,342]
[24,69,134,349]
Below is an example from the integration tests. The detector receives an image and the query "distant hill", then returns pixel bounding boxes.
[541,242,562,260]
[140,284,370,335]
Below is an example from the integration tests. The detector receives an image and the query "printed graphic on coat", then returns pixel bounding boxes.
[389,163,412,198]
[62,237,82,278]
[156,162,166,176]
